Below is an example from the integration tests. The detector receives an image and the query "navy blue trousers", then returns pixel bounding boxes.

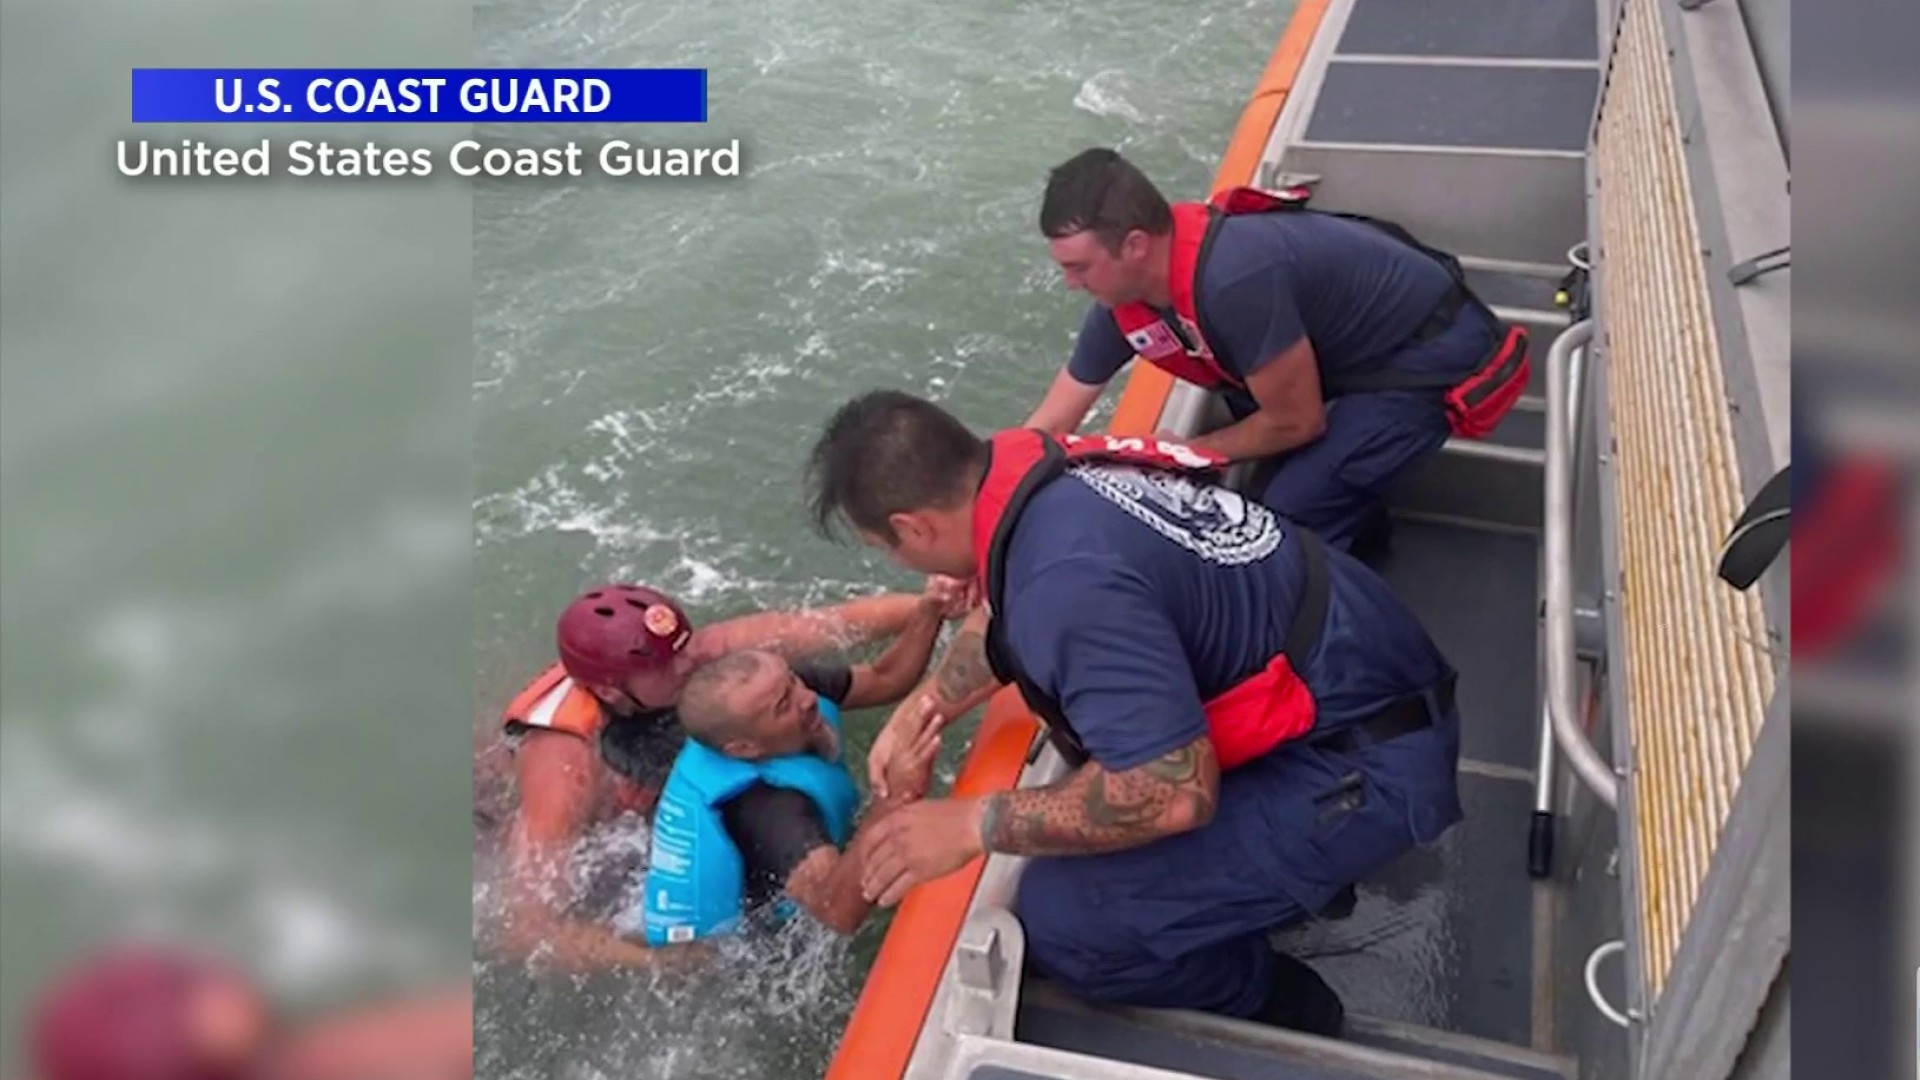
[1015,705,1464,1017]
[1243,309,1500,550]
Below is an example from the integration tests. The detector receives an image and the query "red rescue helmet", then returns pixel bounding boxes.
[29,945,268,1080]
[555,583,695,688]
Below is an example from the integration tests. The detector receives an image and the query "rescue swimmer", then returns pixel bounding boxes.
[639,647,948,945]
[1021,147,1531,554]
[486,577,970,970]
[808,390,1466,1035]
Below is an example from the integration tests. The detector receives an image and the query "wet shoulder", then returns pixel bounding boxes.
[791,660,853,705]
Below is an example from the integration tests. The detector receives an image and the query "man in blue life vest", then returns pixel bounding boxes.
[1021,148,1530,554]
[807,390,1466,1034]
[640,647,948,944]
[485,577,972,970]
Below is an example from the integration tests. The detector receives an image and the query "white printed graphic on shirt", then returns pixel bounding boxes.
[1068,463,1282,565]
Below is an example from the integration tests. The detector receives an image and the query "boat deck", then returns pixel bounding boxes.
[821,0,1681,1075]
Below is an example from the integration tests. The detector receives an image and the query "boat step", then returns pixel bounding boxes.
[1400,436,1543,532]
[1020,981,1575,1080]
[1332,0,1598,66]
[1490,304,1571,332]
[1302,62,1594,155]
[1457,255,1570,280]
[1344,1015,1576,1080]
[1468,270,1571,315]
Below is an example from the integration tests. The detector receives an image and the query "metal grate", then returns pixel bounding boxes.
[1592,0,1778,1000]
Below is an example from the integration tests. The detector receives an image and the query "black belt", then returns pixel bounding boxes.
[1310,675,1456,757]
[1409,284,1470,342]
[1318,287,1479,397]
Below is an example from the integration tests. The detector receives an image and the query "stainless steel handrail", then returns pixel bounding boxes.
[1531,331,1585,874]
[1545,319,1618,808]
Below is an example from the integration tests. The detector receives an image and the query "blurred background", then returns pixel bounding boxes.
[0,0,476,1069]
[1796,0,1920,1071]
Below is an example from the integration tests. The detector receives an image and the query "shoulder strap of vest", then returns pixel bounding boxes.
[1187,207,1233,379]
[1176,189,1305,380]
[1285,526,1331,662]
[983,435,1071,617]
[984,614,1090,765]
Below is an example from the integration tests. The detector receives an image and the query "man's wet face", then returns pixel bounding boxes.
[733,656,836,761]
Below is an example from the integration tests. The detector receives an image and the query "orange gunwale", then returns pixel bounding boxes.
[824,3,1334,1076]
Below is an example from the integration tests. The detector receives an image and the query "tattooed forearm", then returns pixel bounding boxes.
[932,627,995,705]
[979,738,1219,856]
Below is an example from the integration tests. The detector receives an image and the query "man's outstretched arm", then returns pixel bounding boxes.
[842,596,947,710]
[1024,367,1106,435]
[698,591,926,659]
[1026,304,1134,434]
[777,793,916,935]
[1182,337,1327,462]
[856,560,1227,904]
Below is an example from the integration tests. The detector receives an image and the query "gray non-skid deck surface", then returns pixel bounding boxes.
[1305,65,1597,151]
[1337,0,1598,60]
[1376,520,1540,770]
[1271,774,1537,1044]
[1017,522,1545,1073]
[1484,406,1546,453]
[1014,783,1543,1078]
[1287,521,1540,1044]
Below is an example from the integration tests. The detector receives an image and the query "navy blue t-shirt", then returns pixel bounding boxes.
[998,463,1452,771]
[1067,212,1456,388]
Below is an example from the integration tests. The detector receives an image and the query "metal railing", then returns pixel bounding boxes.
[1543,318,1618,808]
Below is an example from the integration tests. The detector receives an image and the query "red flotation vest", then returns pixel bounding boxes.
[1108,185,1533,439]
[972,429,1330,769]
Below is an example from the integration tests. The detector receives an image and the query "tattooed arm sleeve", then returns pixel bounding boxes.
[924,606,1002,718]
[985,554,1220,854]
[978,736,1220,855]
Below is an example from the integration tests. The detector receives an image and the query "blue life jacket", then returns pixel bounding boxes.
[640,698,859,945]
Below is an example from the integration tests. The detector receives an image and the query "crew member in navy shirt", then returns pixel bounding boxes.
[1022,148,1506,552]
[806,391,1465,1033]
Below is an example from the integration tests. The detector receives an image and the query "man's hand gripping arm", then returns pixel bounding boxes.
[867,605,1003,799]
